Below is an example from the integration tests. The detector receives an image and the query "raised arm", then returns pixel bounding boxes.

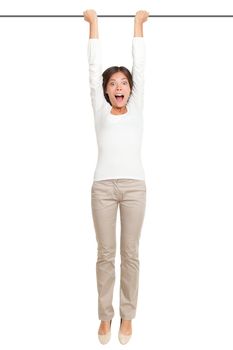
[134,10,149,37]
[83,9,106,116]
[83,9,98,38]
[129,10,149,111]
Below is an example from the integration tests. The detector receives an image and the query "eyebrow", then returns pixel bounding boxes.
[109,78,128,81]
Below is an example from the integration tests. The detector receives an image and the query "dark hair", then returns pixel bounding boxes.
[102,66,133,105]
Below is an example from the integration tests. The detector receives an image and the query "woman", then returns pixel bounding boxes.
[84,9,149,345]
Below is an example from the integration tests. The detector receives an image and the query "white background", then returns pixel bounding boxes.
[0,1,233,349]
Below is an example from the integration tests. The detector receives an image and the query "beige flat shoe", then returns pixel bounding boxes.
[118,318,132,345]
[98,320,112,345]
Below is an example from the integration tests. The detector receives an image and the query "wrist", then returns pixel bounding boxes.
[134,18,143,24]
[91,16,98,22]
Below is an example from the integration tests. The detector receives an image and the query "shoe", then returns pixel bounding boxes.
[118,318,132,345]
[98,320,112,345]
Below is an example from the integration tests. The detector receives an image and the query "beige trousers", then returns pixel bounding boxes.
[91,178,146,320]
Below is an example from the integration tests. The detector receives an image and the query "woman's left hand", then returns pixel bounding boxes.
[135,10,150,23]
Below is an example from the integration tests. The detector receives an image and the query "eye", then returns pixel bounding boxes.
[123,81,128,85]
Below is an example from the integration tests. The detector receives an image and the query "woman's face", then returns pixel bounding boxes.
[105,72,131,108]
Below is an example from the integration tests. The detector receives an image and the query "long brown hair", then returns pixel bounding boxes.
[102,66,133,105]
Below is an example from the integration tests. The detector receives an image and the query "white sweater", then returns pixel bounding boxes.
[88,37,146,181]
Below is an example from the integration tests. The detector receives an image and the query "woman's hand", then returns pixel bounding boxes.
[134,10,149,37]
[83,9,98,38]
[83,9,98,24]
[135,10,150,24]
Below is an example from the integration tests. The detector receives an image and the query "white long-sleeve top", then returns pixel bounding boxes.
[88,37,146,181]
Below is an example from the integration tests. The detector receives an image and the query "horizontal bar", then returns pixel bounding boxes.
[0,15,233,18]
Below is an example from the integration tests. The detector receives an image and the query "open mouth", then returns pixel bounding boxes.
[115,94,124,103]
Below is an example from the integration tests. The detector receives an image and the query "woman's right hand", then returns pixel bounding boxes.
[83,9,98,23]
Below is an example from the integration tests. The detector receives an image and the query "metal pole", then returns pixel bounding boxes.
[0,15,233,18]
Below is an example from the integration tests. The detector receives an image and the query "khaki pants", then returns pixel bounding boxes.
[91,178,146,320]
